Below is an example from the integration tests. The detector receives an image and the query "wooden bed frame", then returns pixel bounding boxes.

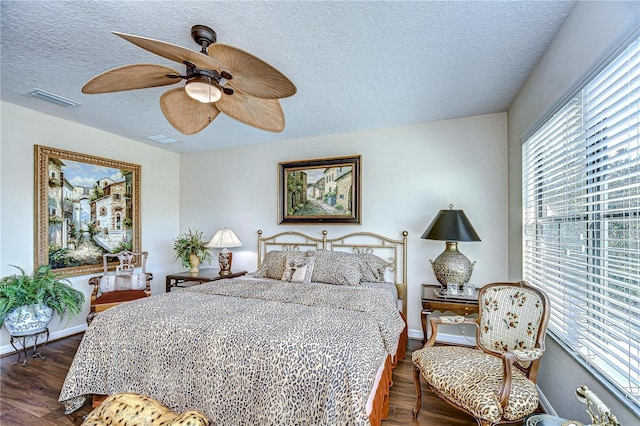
[257,229,409,426]
[257,229,408,318]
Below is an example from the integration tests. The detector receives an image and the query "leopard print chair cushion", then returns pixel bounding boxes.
[412,346,539,424]
[81,392,211,426]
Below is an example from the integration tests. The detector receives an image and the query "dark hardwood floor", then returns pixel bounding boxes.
[0,335,477,425]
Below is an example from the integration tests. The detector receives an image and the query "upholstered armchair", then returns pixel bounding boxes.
[412,281,550,426]
[87,251,152,324]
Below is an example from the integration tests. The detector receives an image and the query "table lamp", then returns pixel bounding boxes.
[207,228,243,276]
[421,204,481,290]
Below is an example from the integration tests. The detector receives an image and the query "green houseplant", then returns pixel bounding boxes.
[0,265,85,335]
[173,228,213,273]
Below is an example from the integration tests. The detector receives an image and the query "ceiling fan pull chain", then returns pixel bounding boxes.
[208,90,214,123]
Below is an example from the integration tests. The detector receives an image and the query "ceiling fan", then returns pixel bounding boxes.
[82,25,296,135]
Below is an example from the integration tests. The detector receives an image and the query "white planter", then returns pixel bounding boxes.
[3,303,53,336]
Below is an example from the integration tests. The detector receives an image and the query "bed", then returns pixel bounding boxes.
[60,229,409,425]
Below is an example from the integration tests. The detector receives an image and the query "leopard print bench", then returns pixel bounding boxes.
[81,392,211,426]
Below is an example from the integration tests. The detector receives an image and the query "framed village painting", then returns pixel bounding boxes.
[34,145,141,276]
[278,155,361,224]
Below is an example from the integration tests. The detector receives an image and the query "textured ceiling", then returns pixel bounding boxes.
[0,1,575,153]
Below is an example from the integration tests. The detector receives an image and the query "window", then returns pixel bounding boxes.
[522,36,639,407]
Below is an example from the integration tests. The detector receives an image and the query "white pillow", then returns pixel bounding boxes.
[99,273,147,293]
[281,256,316,284]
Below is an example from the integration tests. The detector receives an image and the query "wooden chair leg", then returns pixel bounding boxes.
[411,364,422,418]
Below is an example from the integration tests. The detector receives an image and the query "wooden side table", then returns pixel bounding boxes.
[165,269,247,292]
[421,283,479,344]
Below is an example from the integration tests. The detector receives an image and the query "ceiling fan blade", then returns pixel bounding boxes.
[114,31,222,71]
[82,64,181,94]
[208,44,296,99]
[159,88,220,135]
[217,91,285,132]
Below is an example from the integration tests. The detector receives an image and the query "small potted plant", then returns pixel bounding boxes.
[173,228,213,273]
[0,265,85,336]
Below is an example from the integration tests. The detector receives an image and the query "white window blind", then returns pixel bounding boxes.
[523,36,640,406]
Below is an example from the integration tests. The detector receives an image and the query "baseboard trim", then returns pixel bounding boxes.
[537,385,557,415]
[408,328,423,340]
[408,328,477,346]
[0,324,88,356]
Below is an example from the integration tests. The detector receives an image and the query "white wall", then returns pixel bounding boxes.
[508,2,640,423]
[0,102,181,351]
[180,112,509,337]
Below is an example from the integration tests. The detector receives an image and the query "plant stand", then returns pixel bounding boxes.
[9,328,49,366]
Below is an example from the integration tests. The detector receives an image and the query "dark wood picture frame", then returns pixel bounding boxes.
[34,145,141,276]
[278,155,361,224]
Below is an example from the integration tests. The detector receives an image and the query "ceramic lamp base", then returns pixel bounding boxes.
[218,249,233,275]
[429,241,476,290]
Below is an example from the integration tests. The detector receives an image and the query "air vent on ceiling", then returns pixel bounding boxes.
[23,89,80,108]
[144,134,180,144]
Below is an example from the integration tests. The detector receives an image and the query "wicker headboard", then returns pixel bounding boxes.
[257,230,408,317]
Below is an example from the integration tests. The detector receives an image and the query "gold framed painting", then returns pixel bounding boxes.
[34,145,141,276]
[278,155,361,224]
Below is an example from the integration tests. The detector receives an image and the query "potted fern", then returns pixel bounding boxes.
[173,228,213,273]
[0,265,84,336]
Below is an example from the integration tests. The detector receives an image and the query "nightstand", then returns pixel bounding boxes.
[421,283,479,344]
[165,269,247,292]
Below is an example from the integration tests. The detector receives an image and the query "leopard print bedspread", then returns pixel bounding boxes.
[60,279,405,425]
[184,278,403,355]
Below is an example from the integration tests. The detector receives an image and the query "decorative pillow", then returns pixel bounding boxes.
[306,250,362,286]
[99,273,147,293]
[281,256,316,284]
[357,253,388,282]
[253,250,308,280]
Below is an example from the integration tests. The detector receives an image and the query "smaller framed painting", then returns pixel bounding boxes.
[278,155,361,224]
[34,145,141,276]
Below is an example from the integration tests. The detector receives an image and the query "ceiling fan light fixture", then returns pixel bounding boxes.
[84,26,296,134]
[185,75,222,103]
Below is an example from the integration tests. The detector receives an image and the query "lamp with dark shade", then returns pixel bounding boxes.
[421,204,481,289]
